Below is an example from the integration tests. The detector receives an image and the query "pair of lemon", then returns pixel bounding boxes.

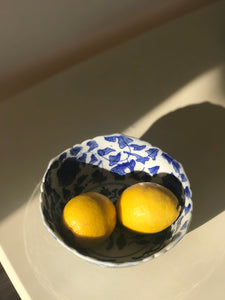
[62,182,180,248]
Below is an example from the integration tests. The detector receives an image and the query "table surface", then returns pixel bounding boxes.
[1,2,225,299]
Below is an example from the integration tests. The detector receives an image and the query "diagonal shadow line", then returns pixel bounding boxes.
[141,102,225,231]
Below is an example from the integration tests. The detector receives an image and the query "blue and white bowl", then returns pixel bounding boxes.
[40,133,192,267]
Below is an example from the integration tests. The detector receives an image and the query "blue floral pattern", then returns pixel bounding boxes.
[40,133,192,267]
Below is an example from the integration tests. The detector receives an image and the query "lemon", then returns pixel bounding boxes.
[62,192,116,248]
[117,182,180,234]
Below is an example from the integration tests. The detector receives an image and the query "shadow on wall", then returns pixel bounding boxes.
[141,102,225,231]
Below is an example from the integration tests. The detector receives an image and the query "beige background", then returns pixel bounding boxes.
[0,1,225,299]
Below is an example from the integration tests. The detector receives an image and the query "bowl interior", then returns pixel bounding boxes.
[40,134,192,267]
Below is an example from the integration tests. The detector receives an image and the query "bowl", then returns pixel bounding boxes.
[40,133,192,267]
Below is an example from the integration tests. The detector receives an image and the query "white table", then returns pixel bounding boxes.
[1,2,225,299]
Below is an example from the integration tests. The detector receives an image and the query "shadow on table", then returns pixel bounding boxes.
[141,102,225,231]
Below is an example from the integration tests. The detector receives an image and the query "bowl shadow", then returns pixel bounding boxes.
[141,102,225,231]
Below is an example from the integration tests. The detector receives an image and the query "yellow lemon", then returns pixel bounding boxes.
[117,182,180,234]
[62,192,116,248]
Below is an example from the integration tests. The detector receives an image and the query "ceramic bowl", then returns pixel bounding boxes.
[40,133,192,267]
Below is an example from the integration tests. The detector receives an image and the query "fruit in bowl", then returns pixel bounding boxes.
[62,192,116,248]
[117,182,181,234]
[40,133,192,267]
[62,182,181,249]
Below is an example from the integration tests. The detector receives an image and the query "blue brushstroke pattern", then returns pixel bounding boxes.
[148,166,160,175]
[185,186,191,199]
[117,135,133,149]
[184,203,192,215]
[104,136,117,142]
[124,151,149,164]
[145,148,159,160]
[70,146,82,156]
[87,140,98,152]
[129,144,146,151]
[111,159,136,175]
[181,220,189,230]
[180,173,187,182]
[78,153,87,163]
[89,154,98,164]
[97,147,115,156]
[172,160,181,173]
[161,152,173,164]
[176,215,184,229]
[109,153,121,166]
